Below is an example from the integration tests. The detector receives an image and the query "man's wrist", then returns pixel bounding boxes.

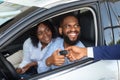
[46,57,52,66]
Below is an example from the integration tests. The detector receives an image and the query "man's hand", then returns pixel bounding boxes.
[65,46,87,61]
[46,49,65,66]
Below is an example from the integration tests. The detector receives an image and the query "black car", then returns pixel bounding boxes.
[0,0,120,80]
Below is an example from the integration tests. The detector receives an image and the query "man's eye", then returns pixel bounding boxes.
[74,24,80,28]
[64,25,70,28]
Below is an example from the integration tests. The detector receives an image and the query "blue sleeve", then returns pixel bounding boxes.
[93,44,120,60]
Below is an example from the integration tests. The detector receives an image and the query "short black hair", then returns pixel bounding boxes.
[59,13,78,27]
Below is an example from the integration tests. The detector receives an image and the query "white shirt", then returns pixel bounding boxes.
[19,38,54,73]
[87,47,94,58]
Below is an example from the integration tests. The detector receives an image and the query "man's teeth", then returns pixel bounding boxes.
[69,33,76,36]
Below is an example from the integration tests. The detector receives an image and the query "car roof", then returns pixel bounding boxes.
[4,0,98,8]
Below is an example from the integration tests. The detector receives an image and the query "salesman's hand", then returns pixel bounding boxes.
[65,46,87,61]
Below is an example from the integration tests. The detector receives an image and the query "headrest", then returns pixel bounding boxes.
[79,11,95,46]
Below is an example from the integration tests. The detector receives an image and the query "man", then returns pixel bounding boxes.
[37,13,85,71]
[65,45,120,61]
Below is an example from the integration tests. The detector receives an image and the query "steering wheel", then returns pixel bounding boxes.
[0,53,20,80]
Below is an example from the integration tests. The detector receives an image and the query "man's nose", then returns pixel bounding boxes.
[70,26,76,31]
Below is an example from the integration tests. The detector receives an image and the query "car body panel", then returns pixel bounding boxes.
[118,60,120,79]
[28,60,119,80]
[42,61,118,80]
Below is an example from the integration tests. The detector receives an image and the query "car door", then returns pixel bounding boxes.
[26,0,119,80]
[37,60,118,80]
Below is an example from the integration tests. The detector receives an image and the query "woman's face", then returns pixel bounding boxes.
[37,23,52,45]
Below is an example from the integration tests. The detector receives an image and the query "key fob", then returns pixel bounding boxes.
[59,50,68,56]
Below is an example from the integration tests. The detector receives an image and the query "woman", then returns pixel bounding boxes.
[16,20,56,78]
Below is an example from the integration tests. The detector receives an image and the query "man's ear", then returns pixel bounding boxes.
[59,27,62,35]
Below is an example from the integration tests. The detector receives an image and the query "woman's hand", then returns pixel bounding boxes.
[16,68,22,74]
[16,62,37,74]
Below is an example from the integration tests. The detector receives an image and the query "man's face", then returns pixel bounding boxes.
[60,16,80,45]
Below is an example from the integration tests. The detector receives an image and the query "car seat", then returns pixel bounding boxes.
[79,11,95,47]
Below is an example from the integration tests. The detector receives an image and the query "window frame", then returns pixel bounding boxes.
[0,1,99,79]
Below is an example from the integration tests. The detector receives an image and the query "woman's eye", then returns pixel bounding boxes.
[37,32,42,35]
[46,28,50,31]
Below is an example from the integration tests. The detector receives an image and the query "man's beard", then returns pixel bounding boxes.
[63,32,80,45]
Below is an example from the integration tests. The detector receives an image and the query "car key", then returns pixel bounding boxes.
[59,50,68,56]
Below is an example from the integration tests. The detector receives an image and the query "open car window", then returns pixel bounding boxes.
[0,4,97,79]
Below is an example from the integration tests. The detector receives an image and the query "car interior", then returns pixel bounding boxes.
[0,8,96,79]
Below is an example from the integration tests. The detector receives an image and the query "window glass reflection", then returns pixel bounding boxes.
[113,27,120,44]
[100,2,111,28]
[104,28,114,45]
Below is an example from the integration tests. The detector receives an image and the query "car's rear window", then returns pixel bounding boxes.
[0,2,29,35]
[0,2,29,27]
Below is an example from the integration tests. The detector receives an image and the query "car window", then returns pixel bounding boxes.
[0,4,97,79]
[103,0,120,45]
[108,1,120,44]
[4,8,95,61]
[3,8,96,59]
[0,2,29,27]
